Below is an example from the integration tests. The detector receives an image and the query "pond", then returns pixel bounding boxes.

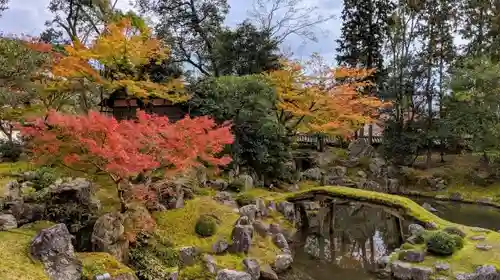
[282,202,409,280]
[282,197,500,280]
[412,197,500,231]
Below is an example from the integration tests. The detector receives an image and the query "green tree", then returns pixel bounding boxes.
[445,56,500,161]
[336,0,394,95]
[214,21,281,76]
[190,75,291,184]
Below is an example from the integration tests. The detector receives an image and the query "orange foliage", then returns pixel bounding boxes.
[51,18,188,102]
[266,58,390,137]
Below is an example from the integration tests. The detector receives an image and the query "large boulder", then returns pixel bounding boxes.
[216,269,252,280]
[30,223,82,280]
[231,224,253,254]
[91,212,129,263]
[0,213,17,230]
[242,258,260,280]
[348,138,375,160]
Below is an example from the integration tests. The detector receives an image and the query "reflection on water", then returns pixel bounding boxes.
[283,202,408,280]
[413,198,500,231]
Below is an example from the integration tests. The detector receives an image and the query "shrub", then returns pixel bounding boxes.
[228,178,246,192]
[426,231,457,256]
[452,234,464,249]
[0,140,23,162]
[236,193,256,207]
[195,215,218,237]
[32,167,58,190]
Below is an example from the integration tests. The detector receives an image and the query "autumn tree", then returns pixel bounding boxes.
[22,110,234,211]
[45,18,188,106]
[265,58,387,139]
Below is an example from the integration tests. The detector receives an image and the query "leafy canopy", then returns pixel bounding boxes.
[22,110,234,183]
[265,58,389,136]
[51,18,188,101]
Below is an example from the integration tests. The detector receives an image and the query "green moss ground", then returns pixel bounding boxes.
[285,186,500,275]
[0,224,50,280]
[0,161,31,196]
[79,252,136,280]
[154,196,282,273]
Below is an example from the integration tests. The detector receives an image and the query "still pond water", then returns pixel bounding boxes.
[281,198,500,280]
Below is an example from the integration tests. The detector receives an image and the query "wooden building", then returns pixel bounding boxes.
[99,91,187,122]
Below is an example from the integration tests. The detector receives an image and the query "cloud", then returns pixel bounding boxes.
[0,0,342,61]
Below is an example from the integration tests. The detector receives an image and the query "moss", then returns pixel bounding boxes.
[195,215,218,237]
[179,264,212,280]
[79,252,136,280]
[285,186,500,275]
[154,196,281,270]
[0,161,31,195]
[0,221,51,280]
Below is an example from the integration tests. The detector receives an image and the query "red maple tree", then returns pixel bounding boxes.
[22,110,234,211]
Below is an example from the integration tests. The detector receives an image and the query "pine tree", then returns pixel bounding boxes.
[335,0,394,96]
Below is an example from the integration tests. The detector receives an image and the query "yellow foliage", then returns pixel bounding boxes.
[52,18,188,102]
[265,58,390,136]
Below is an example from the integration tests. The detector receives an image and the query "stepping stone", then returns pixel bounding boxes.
[469,235,486,241]
[471,227,489,233]
[476,244,493,251]
[435,262,450,272]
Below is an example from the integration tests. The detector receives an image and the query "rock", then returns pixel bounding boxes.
[455,273,475,280]
[274,254,293,273]
[386,178,400,193]
[476,244,493,251]
[424,221,439,230]
[348,138,375,160]
[30,223,82,280]
[362,180,382,191]
[209,179,229,190]
[475,264,497,275]
[377,256,390,269]
[471,227,489,233]
[231,224,253,253]
[357,170,367,178]
[391,261,432,280]
[4,180,21,200]
[0,213,17,230]
[277,201,295,222]
[253,220,269,237]
[435,262,450,272]
[174,185,184,209]
[212,239,229,254]
[450,192,463,201]
[243,258,260,280]
[214,191,238,208]
[259,264,278,280]
[369,157,386,177]
[269,223,281,235]
[409,224,425,236]
[5,200,45,225]
[391,261,412,280]
[398,250,425,263]
[237,174,254,191]
[91,212,129,263]
[407,234,425,245]
[179,246,198,266]
[422,202,438,212]
[216,269,252,280]
[331,166,347,177]
[411,266,433,280]
[272,233,289,251]
[302,168,323,182]
[255,199,268,217]
[203,254,217,274]
[477,197,493,204]
[239,204,258,223]
[469,235,486,241]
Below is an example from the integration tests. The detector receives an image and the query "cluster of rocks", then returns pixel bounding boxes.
[206,191,295,280]
[29,223,136,280]
[0,175,100,238]
[298,139,406,194]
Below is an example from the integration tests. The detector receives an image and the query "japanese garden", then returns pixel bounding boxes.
[2,0,500,280]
